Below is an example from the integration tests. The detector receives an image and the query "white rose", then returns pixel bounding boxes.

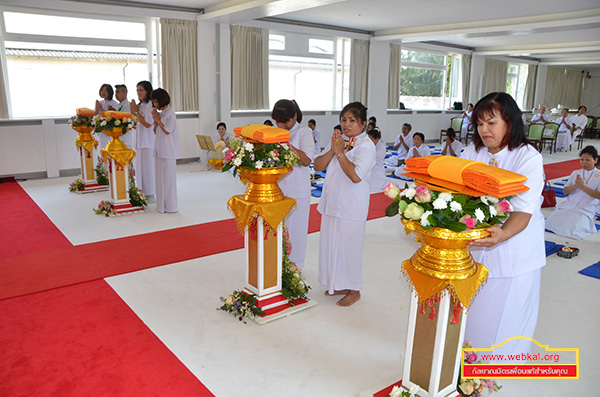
[485,195,499,204]
[409,384,421,396]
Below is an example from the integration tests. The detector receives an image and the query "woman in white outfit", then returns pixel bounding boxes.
[94,84,119,151]
[272,99,314,270]
[461,92,545,361]
[545,146,600,240]
[461,103,473,138]
[151,88,180,213]
[315,102,376,307]
[130,81,156,199]
[394,132,430,179]
[368,127,388,191]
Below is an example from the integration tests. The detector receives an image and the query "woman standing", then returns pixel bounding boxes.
[151,88,180,213]
[272,99,314,270]
[545,145,600,239]
[314,102,376,307]
[461,92,545,358]
[130,81,156,200]
[94,84,119,150]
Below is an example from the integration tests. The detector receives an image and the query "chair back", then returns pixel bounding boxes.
[527,124,544,140]
[543,123,558,138]
[587,116,594,128]
[450,117,463,131]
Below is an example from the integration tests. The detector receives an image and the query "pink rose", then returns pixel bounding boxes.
[224,149,234,161]
[460,214,477,231]
[497,199,511,213]
[414,185,432,203]
[384,183,400,199]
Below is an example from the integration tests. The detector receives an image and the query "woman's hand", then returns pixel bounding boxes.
[95,100,102,113]
[130,100,139,114]
[467,226,508,248]
[574,174,585,188]
[467,211,531,248]
[151,108,161,123]
[331,131,345,155]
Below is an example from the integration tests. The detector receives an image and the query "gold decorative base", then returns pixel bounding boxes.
[241,166,292,203]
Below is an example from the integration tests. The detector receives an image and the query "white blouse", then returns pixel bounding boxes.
[154,107,180,160]
[279,122,315,200]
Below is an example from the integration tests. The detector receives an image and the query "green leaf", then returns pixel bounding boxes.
[428,214,439,227]
[442,220,468,232]
[385,201,400,217]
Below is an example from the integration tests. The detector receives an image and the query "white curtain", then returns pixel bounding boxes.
[349,39,370,105]
[387,43,401,109]
[483,58,508,94]
[523,64,537,110]
[160,18,198,112]
[0,57,8,118]
[544,67,583,109]
[230,25,268,110]
[461,54,471,106]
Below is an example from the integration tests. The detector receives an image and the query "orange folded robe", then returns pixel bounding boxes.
[233,124,290,143]
[102,111,133,119]
[76,108,95,117]
[462,163,528,197]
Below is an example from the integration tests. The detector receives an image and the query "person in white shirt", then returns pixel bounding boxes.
[441,128,462,157]
[314,102,376,307]
[130,81,156,200]
[386,123,414,168]
[308,119,321,157]
[367,127,387,191]
[461,103,474,138]
[571,106,588,140]
[151,88,180,214]
[555,108,573,151]
[394,132,431,179]
[531,106,551,125]
[94,84,119,151]
[114,84,133,149]
[273,99,315,270]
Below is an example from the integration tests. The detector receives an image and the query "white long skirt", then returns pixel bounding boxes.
[134,148,156,196]
[318,214,366,294]
[465,269,541,363]
[555,131,571,151]
[286,196,310,269]
[545,207,596,240]
[155,157,177,213]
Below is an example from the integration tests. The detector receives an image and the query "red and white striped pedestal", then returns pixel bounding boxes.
[77,144,108,194]
[360,293,464,397]
[244,216,316,325]
[106,158,145,216]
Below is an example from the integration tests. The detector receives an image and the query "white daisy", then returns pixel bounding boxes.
[255,160,263,169]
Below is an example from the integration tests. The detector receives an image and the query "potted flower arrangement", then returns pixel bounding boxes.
[222,138,300,176]
[68,108,95,128]
[458,341,502,397]
[384,183,512,232]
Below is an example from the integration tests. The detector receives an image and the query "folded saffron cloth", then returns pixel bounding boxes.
[101,111,133,119]
[76,107,95,117]
[404,155,529,197]
[234,124,290,143]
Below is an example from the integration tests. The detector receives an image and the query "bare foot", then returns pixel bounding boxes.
[336,290,361,307]
[325,289,349,296]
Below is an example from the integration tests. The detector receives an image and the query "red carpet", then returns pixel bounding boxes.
[0,182,71,259]
[543,159,581,181]
[0,191,389,301]
[0,280,213,397]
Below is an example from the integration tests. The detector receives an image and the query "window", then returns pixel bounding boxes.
[268,32,350,111]
[398,49,461,110]
[506,63,528,109]
[1,10,156,118]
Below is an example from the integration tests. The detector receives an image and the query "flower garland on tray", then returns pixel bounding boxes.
[93,111,137,134]
[458,340,502,397]
[222,138,300,176]
[384,183,512,232]
[68,109,95,127]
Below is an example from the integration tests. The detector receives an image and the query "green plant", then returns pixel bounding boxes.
[95,157,109,186]
[281,226,310,305]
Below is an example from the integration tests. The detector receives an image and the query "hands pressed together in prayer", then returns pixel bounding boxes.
[331,130,345,156]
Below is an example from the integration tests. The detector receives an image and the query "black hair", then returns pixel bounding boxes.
[99,84,114,100]
[472,92,528,151]
[413,132,425,142]
[367,121,376,131]
[264,119,273,126]
[368,127,381,140]
[580,145,598,159]
[578,105,587,113]
[308,119,316,126]
[334,124,342,132]
[217,122,226,130]
[136,81,153,103]
[271,99,296,124]
[403,123,412,132]
[446,128,456,139]
[115,84,127,94]
[292,100,303,123]
[340,102,368,124]
[151,88,171,108]
[369,116,377,124]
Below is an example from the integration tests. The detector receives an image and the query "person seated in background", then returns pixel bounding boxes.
[545,145,600,240]
[308,119,321,157]
[216,122,231,147]
[264,119,273,126]
[394,132,430,179]
[571,106,588,140]
[367,127,387,191]
[386,123,413,169]
[367,121,376,132]
[441,128,462,157]
[461,103,473,138]
[531,106,551,125]
[555,108,572,152]
[368,116,377,126]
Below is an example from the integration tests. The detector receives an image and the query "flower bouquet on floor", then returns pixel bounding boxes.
[457,341,502,397]
[222,138,300,177]
[217,290,264,323]
[69,178,85,192]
